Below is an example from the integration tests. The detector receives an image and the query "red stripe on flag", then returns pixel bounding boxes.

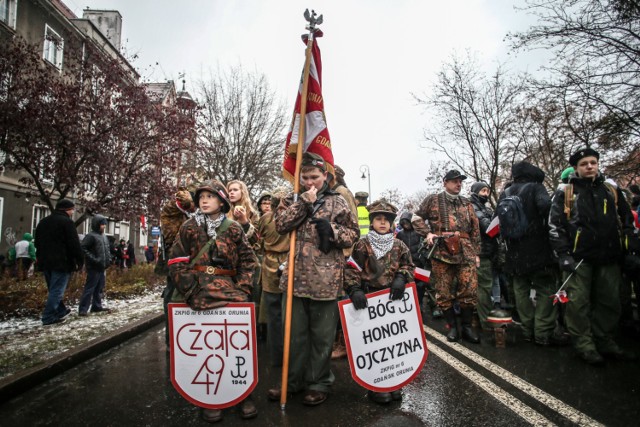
[414,267,430,283]
[487,216,500,238]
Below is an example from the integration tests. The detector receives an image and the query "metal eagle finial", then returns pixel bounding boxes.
[304,9,323,30]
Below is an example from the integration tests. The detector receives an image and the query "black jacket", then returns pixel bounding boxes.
[470,194,498,259]
[396,212,423,267]
[500,162,554,275]
[549,173,634,264]
[81,215,112,271]
[34,210,84,272]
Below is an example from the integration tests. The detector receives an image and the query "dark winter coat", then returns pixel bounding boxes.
[34,210,84,272]
[396,212,423,267]
[500,162,554,275]
[470,194,498,259]
[81,215,112,271]
[549,173,634,264]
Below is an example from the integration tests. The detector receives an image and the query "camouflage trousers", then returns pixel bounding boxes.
[431,259,478,310]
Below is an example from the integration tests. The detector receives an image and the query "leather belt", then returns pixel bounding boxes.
[436,231,470,239]
[193,265,236,276]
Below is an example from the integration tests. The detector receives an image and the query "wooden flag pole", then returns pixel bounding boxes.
[280,9,322,410]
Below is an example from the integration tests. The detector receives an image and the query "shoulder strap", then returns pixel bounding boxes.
[187,218,232,268]
[564,184,573,220]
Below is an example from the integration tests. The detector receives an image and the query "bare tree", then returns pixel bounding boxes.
[195,65,288,196]
[508,0,640,181]
[413,52,525,196]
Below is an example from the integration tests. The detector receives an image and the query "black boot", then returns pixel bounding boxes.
[461,307,480,344]
[444,308,459,342]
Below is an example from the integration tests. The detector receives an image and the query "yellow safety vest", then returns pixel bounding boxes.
[357,205,370,236]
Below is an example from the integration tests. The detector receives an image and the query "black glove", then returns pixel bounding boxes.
[558,254,577,273]
[310,218,334,254]
[390,273,406,301]
[348,287,368,310]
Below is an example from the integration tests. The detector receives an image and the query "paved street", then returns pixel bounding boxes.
[1,316,639,426]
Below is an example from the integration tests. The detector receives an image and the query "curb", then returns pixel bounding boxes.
[0,312,164,404]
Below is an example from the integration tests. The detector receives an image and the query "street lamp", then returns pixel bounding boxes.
[360,164,371,204]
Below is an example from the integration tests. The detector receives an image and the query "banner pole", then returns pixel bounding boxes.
[280,11,319,411]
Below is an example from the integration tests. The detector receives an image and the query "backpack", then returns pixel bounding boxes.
[496,186,529,239]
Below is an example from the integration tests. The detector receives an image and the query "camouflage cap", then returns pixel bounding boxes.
[367,199,398,223]
[354,191,369,199]
[195,179,231,213]
[334,165,345,178]
[301,152,326,171]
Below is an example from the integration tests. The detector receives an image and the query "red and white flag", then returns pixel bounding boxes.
[486,216,500,238]
[551,290,569,305]
[346,256,362,272]
[282,28,335,183]
[414,267,431,283]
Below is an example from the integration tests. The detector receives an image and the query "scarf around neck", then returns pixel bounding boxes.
[367,230,395,259]
[194,210,225,239]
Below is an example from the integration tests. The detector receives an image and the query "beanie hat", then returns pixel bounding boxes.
[560,167,575,183]
[56,199,75,211]
[470,182,489,195]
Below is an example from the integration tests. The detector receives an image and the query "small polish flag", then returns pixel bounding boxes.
[487,216,500,238]
[346,256,362,272]
[414,267,431,283]
[551,290,569,305]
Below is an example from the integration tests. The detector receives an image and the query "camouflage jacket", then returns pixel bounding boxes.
[344,237,414,292]
[275,190,359,300]
[333,184,358,257]
[416,192,480,264]
[168,216,257,309]
[257,211,290,294]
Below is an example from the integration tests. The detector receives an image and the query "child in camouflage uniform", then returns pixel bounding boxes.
[344,199,414,404]
[168,179,258,423]
[268,152,359,407]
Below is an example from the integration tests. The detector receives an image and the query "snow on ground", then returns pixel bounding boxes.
[0,289,164,380]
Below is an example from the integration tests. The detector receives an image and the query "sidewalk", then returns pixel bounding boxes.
[0,291,164,404]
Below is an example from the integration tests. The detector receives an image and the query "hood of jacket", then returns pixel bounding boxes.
[22,232,33,241]
[91,215,107,233]
[512,161,545,183]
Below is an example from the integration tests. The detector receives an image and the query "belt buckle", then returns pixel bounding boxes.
[205,266,216,275]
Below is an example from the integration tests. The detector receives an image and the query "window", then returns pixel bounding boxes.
[119,221,130,242]
[0,0,17,29]
[43,25,63,70]
[32,204,50,237]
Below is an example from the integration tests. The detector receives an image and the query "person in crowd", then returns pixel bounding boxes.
[345,199,414,404]
[469,182,509,329]
[144,245,155,264]
[355,191,370,236]
[228,180,262,339]
[126,240,136,268]
[256,188,290,367]
[499,162,563,346]
[549,147,637,365]
[330,164,358,359]
[417,170,481,343]
[396,211,439,319]
[159,187,195,347]
[79,215,112,316]
[168,179,258,423]
[14,232,36,280]
[332,165,358,219]
[35,199,84,326]
[254,191,273,341]
[269,152,359,406]
[227,180,260,244]
[115,239,126,269]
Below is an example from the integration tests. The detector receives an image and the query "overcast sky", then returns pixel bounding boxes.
[67,0,543,200]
